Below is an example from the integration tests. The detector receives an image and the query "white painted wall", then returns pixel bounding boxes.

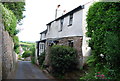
[81,0,97,57]
[46,9,83,39]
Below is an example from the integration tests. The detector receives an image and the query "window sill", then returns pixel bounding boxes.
[58,30,62,32]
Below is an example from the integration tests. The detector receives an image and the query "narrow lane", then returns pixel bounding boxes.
[14,61,48,79]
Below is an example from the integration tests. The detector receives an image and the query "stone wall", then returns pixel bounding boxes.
[0,21,3,81]
[0,24,17,79]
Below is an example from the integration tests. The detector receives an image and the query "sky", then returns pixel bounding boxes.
[17,0,87,42]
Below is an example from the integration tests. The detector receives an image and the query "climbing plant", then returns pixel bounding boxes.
[82,2,120,80]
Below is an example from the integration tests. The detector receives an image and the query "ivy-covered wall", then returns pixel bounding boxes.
[84,2,120,79]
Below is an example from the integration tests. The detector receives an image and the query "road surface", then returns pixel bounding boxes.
[14,61,49,79]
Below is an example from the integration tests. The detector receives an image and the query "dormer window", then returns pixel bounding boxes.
[69,14,73,26]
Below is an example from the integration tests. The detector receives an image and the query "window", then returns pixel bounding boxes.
[40,44,44,50]
[68,40,74,47]
[41,44,43,49]
[60,18,64,31]
[69,14,73,26]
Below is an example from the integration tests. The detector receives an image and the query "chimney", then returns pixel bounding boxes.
[62,10,66,15]
[55,4,61,19]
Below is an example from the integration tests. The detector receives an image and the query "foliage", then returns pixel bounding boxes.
[20,41,35,62]
[30,45,35,57]
[38,52,45,66]
[83,2,120,80]
[22,51,31,58]
[2,2,25,24]
[0,3,17,37]
[31,57,35,64]
[13,36,20,54]
[30,45,36,64]
[0,3,20,54]
[20,41,35,51]
[50,45,78,77]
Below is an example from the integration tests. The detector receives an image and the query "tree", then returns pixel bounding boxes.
[2,2,25,24]
[84,2,120,79]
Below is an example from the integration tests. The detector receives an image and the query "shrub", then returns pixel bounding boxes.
[13,36,20,54]
[38,52,45,66]
[50,45,78,76]
[30,46,35,64]
[83,2,120,79]
[0,3,17,37]
[31,57,35,64]
[22,51,31,58]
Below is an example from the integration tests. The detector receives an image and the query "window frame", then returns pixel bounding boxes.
[68,40,74,47]
[59,18,64,32]
[68,14,73,26]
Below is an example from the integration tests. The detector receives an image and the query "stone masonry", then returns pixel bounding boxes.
[0,24,17,79]
[0,19,3,81]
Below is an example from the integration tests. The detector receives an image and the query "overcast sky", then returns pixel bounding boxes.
[17,0,87,42]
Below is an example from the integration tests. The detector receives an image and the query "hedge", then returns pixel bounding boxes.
[50,45,78,77]
[83,2,120,79]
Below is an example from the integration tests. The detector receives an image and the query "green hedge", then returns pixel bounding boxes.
[84,2,120,79]
[38,52,45,66]
[0,3,17,37]
[50,45,78,77]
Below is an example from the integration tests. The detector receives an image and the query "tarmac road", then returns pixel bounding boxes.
[14,61,49,79]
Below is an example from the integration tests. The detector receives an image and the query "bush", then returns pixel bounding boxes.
[31,57,35,64]
[83,2,120,79]
[50,45,78,76]
[22,51,31,58]
[13,36,20,54]
[29,45,36,64]
[0,3,17,37]
[38,52,45,66]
